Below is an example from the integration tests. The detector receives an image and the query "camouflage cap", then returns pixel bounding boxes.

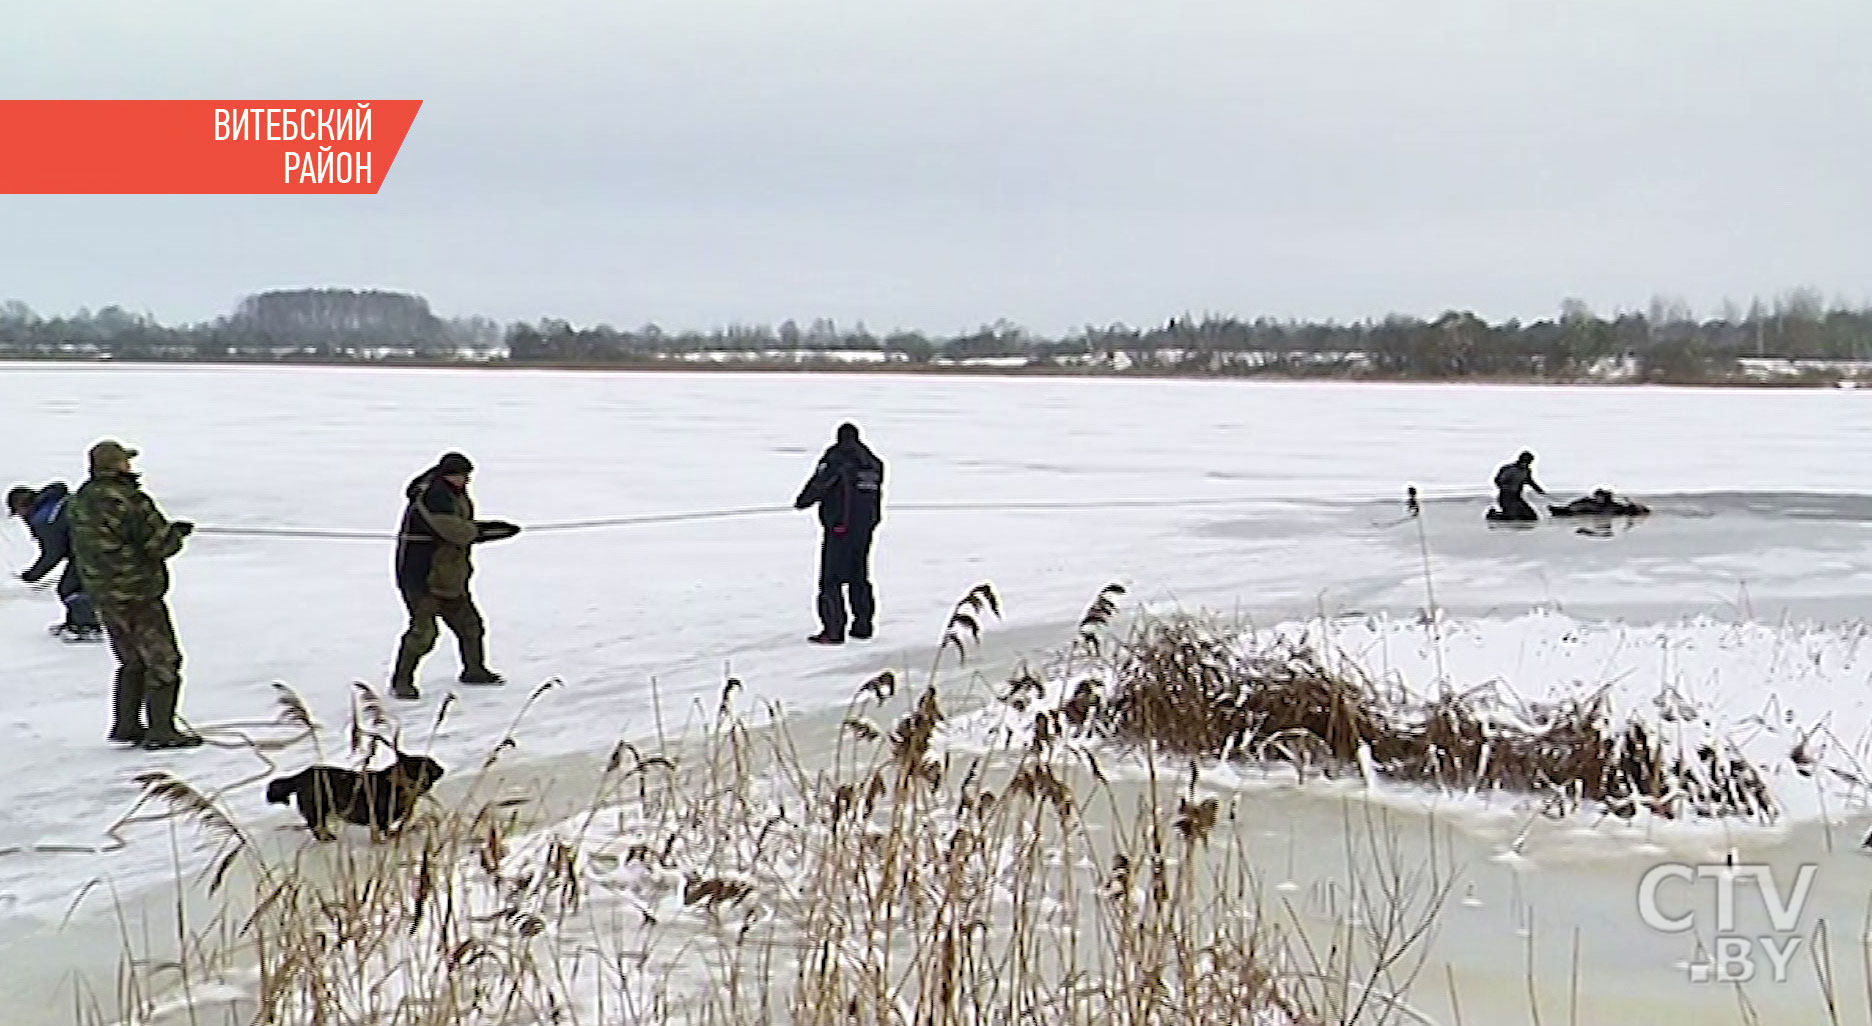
[88,439,139,470]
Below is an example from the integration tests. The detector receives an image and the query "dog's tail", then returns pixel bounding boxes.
[265,771,306,805]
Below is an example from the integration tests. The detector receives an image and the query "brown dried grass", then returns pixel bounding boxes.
[1093,616,1774,822]
[80,585,1455,1026]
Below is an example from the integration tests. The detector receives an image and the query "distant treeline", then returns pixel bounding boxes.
[4,288,1872,383]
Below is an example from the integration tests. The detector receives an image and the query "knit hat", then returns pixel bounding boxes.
[435,452,474,476]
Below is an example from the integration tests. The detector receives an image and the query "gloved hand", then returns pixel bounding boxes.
[474,520,522,543]
[173,521,195,538]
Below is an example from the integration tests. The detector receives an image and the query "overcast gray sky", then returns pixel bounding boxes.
[4,0,1868,334]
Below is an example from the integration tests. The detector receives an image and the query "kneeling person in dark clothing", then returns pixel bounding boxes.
[8,482,103,641]
[794,422,885,645]
[389,452,516,699]
[1488,450,1547,522]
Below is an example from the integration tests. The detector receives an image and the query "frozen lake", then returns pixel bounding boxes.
[5,364,1872,1021]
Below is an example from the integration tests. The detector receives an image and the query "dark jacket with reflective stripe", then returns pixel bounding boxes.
[794,440,884,533]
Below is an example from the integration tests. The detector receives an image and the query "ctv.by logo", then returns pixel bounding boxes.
[1638,861,1817,983]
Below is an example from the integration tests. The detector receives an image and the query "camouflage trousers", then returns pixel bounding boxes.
[97,599,196,744]
[98,599,184,692]
[392,590,489,685]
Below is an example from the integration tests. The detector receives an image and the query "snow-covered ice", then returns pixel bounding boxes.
[6,365,1872,1018]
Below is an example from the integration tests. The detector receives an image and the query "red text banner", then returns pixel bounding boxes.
[0,101,422,194]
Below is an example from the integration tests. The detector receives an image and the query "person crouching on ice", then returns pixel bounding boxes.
[8,482,103,641]
[388,452,519,699]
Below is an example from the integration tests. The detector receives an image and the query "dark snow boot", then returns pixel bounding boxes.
[457,630,503,685]
[66,592,101,633]
[848,582,875,640]
[390,648,422,700]
[139,686,203,750]
[108,668,147,744]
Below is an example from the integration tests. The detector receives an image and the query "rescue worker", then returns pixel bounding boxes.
[794,422,885,644]
[389,452,510,699]
[7,481,103,641]
[1490,450,1547,522]
[67,440,202,748]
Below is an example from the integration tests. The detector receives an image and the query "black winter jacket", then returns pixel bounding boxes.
[794,440,884,533]
[1493,462,1541,496]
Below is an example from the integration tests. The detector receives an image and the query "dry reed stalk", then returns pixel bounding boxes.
[1091,615,1776,823]
[86,585,1478,1026]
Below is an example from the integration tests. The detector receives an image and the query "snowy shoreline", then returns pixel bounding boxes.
[0,741,637,1025]
[1,355,1864,391]
[62,616,1872,1026]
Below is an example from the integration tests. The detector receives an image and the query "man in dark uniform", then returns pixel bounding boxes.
[389,452,510,699]
[1491,450,1547,522]
[794,422,885,645]
[8,481,103,641]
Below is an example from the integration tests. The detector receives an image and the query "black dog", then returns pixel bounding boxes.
[265,751,446,841]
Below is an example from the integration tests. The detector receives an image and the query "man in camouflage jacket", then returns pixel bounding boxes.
[67,440,202,749]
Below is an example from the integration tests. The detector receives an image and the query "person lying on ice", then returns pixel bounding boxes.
[1486,450,1548,522]
[7,481,104,641]
[1548,488,1650,517]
